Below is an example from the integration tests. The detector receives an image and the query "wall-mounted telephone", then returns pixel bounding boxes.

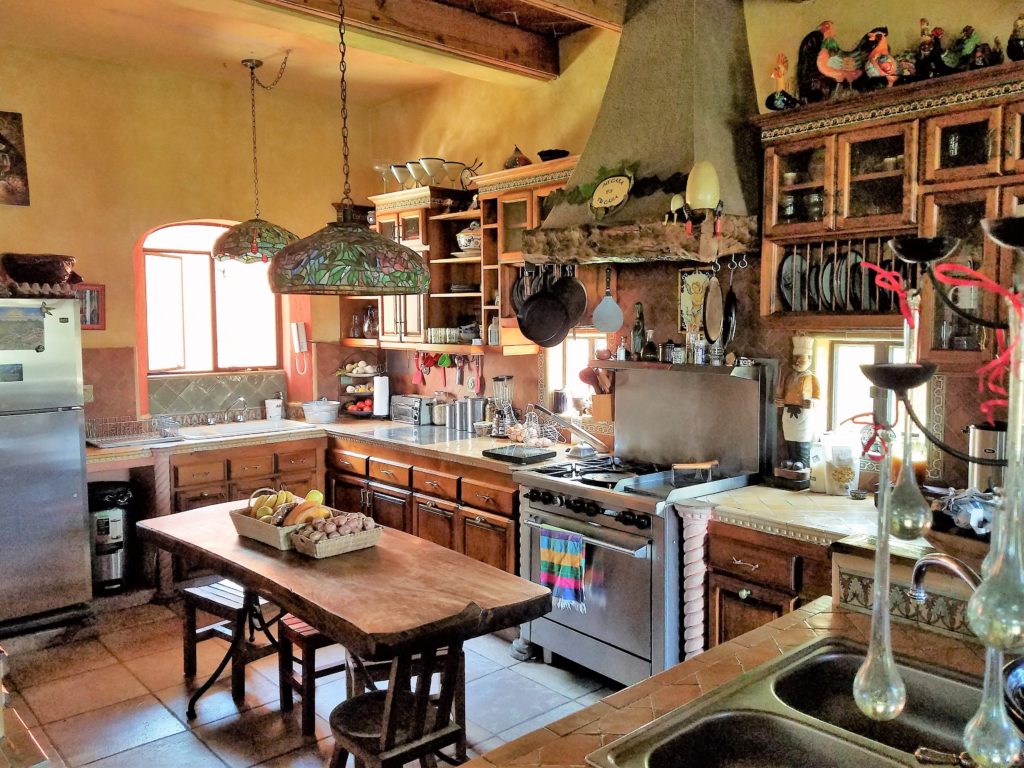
[290,322,309,374]
[290,322,308,353]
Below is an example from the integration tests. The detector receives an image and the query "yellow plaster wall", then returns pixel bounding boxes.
[365,28,619,182]
[743,0,1022,110]
[0,43,375,347]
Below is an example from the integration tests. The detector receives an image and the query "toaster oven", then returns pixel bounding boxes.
[390,395,431,425]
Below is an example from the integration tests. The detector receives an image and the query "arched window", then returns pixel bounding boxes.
[139,222,280,373]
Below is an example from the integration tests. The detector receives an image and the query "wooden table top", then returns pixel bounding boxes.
[138,503,550,659]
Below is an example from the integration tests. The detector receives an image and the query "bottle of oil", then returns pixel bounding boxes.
[630,302,645,360]
[641,329,659,361]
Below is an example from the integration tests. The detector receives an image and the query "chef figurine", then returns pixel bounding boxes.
[775,335,821,473]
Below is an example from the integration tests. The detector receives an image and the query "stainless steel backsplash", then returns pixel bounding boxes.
[613,365,776,474]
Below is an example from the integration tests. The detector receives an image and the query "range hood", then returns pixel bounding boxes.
[524,0,759,264]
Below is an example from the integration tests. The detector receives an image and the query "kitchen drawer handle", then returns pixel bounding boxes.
[290,458,308,465]
[381,468,395,476]
[738,588,752,600]
[475,493,494,503]
[192,471,210,478]
[425,480,440,488]
[242,465,261,472]
[732,557,760,572]
[338,460,352,467]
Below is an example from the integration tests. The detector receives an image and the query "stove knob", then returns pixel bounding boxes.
[616,510,637,526]
[551,495,566,507]
[584,502,601,517]
[633,515,652,530]
[565,498,582,512]
[525,489,543,502]
[540,491,555,506]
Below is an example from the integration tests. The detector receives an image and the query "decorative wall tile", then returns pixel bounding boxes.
[147,371,286,416]
[83,347,137,420]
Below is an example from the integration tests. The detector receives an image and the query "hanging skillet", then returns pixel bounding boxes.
[510,268,527,314]
[721,264,738,349]
[517,265,571,347]
[551,264,588,327]
[703,273,724,345]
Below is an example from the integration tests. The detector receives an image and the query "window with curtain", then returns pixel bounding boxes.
[142,223,280,373]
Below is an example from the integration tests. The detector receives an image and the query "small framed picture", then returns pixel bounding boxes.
[74,283,105,330]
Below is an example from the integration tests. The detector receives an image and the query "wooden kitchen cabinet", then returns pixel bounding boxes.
[175,484,230,512]
[1003,100,1024,174]
[457,506,515,573]
[918,186,1000,370]
[413,494,458,550]
[708,572,797,646]
[835,122,917,231]
[379,293,425,344]
[706,521,830,648]
[923,106,1003,183]
[329,472,369,515]
[368,482,413,532]
[764,135,836,237]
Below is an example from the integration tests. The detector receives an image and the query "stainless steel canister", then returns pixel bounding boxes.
[468,396,488,424]
[453,399,472,433]
[966,421,1007,491]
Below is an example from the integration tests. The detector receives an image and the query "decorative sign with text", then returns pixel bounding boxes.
[589,173,633,220]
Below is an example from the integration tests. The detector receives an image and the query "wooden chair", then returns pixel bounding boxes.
[277,613,348,736]
[329,642,466,768]
[182,579,278,711]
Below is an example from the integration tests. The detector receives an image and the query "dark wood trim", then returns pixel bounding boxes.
[253,0,559,80]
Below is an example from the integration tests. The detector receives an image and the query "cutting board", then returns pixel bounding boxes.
[482,445,557,465]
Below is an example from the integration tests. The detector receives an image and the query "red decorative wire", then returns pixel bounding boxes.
[842,411,891,461]
[859,262,915,328]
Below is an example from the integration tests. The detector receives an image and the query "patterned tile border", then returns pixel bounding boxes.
[710,511,842,546]
[837,567,973,640]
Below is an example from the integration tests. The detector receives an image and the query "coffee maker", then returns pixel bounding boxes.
[965,421,1007,491]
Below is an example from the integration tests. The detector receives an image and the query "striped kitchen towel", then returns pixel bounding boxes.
[539,526,586,613]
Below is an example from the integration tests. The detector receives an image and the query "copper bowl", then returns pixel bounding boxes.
[2,253,76,284]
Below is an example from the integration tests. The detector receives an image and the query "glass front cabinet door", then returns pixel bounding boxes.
[923,106,1002,183]
[836,122,918,231]
[764,135,836,237]
[918,187,999,368]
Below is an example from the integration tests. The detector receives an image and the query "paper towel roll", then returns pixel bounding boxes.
[373,376,390,416]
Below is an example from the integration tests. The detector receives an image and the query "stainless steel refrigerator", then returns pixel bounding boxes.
[0,298,91,625]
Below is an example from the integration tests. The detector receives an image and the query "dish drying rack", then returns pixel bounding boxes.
[86,416,184,448]
[494,402,565,443]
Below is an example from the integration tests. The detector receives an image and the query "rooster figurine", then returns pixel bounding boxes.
[765,53,799,110]
[862,27,915,87]
[817,21,865,93]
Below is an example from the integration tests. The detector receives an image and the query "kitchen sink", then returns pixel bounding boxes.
[177,419,320,440]
[587,638,981,768]
[773,649,979,754]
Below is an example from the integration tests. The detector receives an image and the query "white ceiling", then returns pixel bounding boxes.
[0,0,474,105]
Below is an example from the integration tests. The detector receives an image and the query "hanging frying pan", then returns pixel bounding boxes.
[703,274,724,345]
[517,266,571,347]
[551,264,588,327]
[721,267,738,349]
[510,268,527,314]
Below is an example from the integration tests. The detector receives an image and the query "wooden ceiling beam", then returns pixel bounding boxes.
[511,0,624,32]
[253,0,559,80]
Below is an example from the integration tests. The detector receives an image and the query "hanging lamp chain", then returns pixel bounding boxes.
[243,53,290,221]
[338,0,353,207]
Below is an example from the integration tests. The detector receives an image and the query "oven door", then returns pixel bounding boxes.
[524,510,652,659]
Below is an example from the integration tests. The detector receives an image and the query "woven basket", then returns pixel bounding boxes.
[291,526,381,559]
[230,509,303,550]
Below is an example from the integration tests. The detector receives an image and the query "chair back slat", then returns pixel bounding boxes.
[430,641,462,736]
[380,654,412,751]
[409,647,437,741]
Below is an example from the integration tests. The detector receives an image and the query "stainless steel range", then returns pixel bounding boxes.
[513,361,776,685]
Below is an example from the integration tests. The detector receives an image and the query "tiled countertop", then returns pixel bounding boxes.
[85,418,573,476]
[681,484,879,546]
[468,596,984,768]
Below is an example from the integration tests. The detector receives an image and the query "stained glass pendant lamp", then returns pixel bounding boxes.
[269,0,429,295]
[214,58,297,263]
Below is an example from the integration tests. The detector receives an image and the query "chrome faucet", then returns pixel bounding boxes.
[908,553,983,603]
[224,396,247,423]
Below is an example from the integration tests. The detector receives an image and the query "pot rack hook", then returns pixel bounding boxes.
[739,253,749,269]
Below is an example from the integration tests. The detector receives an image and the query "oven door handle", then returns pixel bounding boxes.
[524,520,650,558]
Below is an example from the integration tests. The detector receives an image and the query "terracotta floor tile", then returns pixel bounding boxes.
[250,736,335,767]
[8,639,120,689]
[21,664,148,724]
[153,667,281,727]
[99,618,185,661]
[91,603,178,635]
[193,701,328,768]
[73,730,224,768]
[43,694,185,767]
[124,638,231,692]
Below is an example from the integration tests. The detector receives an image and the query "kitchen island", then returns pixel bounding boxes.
[466,596,984,768]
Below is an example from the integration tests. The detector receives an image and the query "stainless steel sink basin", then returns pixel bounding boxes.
[643,711,906,768]
[773,648,979,754]
[587,638,981,768]
[178,419,320,440]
